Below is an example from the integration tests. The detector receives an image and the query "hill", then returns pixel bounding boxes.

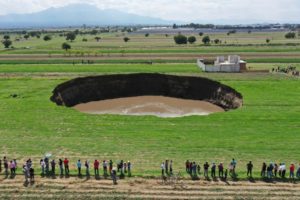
[0,4,171,28]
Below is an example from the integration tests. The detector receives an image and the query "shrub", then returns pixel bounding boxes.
[188,36,197,44]
[174,34,187,44]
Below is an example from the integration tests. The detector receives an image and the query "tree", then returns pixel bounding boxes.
[174,34,187,44]
[66,32,76,42]
[62,42,71,51]
[43,35,52,41]
[145,33,150,37]
[173,23,178,29]
[266,38,270,44]
[188,36,196,44]
[91,29,98,35]
[95,36,101,42]
[285,32,296,39]
[202,35,210,45]
[3,35,10,40]
[24,35,30,40]
[123,37,130,42]
[199,32,204,36]
[2,39,12,48]
[214,39,221,44]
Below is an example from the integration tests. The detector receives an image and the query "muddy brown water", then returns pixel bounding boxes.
[74,96,224,118]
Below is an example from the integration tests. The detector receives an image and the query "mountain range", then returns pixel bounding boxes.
[0,4,173,28]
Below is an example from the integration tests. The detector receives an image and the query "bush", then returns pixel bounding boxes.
[188,36,197,44]
[123,37,130,42]
[2,39,12,48]
[202,36,211,45]
[174,34,187,44]
[43,35,52,41]
[66,32,76,41]
[285,32,296,39]
[62,42,71,51]
[199,32,204,36]
[82,38,88,42]
[145,33,149,37]
[214,39,221,44]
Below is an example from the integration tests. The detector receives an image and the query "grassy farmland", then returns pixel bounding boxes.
[0,30,300,179]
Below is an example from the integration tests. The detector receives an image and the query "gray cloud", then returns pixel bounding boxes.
[0,0,299,23]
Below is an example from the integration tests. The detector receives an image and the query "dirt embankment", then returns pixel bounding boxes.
[1,176,300,200]
[51,73,243,111]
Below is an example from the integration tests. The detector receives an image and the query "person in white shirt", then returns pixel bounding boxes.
[161,162,165,176]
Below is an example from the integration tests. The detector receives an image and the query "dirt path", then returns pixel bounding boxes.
[1,53,300,61]
[0,176,300,199]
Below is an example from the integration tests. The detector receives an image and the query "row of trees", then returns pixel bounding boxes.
[173,34,214,45]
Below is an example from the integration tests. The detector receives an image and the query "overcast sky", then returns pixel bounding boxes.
[0,0,299,24]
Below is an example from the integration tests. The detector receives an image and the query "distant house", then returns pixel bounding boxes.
[197,55,247,72]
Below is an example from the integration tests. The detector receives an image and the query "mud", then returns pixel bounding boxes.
[74,96,224,117]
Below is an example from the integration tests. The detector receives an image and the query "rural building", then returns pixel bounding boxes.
[197,55,247,72]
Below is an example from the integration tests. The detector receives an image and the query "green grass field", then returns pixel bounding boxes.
[0,30,300,179]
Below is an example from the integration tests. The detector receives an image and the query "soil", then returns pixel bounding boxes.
[74,96,224,118]
[0,176,300,199]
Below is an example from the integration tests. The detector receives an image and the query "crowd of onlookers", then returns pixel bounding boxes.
[0,156,132,185]
[1,156,300,185]
[180,159,300,181]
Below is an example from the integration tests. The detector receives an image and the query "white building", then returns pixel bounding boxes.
[197,55,247,72]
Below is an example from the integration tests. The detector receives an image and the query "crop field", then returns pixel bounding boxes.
[0,30,300,199]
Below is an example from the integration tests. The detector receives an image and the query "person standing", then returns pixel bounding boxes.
[161,162,165,177]
[103,160,108,176]
[297,163,300,178]
[218,163,224,178]
[111,167,117,185]
[261,162,267,177]
[197,163,201,176]
[4,156,8,176]
[230,158,237,175]
[44,157,49,175]
[127,161,131,176]
[77,160,82,176]
[123,162,127,174]
[185,160,190,173]
[40,159,45,176]
[247,161,253,178]
[169,160,173,175]
[59,159,63,176]
[23,165,29,183]
[274,163,278,177]
[290,163,295,179]
[29,167,35,182]
[165,160,169,175]
[94,160,99,176]
[211,163,216,178]
[281,163,286,178]
[64,158,69,176]
[9,161,15,177]
[109,160,113,174]
[203,162,209,178]
[85,160,90,177]
[51,160,56,176]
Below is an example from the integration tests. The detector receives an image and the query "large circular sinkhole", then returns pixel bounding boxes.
[50,73,243,118]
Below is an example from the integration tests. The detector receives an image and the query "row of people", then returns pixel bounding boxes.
[1,156,132,181]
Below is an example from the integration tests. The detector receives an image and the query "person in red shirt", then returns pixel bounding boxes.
[64,158,69,176]
[290,163,295,179]
[94,160,99,176]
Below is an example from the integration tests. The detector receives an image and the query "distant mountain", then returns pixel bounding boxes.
[0,4,172,28]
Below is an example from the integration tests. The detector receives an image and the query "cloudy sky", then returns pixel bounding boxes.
[0,0,299,24]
